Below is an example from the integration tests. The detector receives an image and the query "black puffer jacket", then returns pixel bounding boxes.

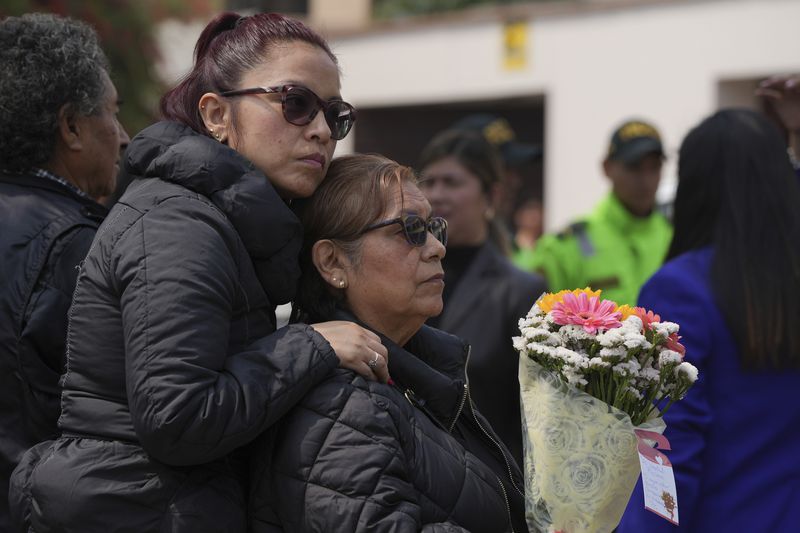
[9,122,339,532]
[0,173,106,532]
[435,242,546,468]
[250,312,527,533]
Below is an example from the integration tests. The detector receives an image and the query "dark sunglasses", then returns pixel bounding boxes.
[219,84,356,140]
[360,215,448,247]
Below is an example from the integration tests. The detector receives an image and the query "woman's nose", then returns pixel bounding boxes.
[306,110,332,143]
[423,229,446,260]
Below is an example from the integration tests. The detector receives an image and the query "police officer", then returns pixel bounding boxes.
[519,119,672,305]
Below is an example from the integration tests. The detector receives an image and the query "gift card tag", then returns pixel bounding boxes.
[635,429,679,525]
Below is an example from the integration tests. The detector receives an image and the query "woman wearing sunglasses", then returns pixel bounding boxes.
[10,13,386,533]
[249,154,526,532]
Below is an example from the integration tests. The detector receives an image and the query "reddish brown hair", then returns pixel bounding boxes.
[159,12,336,136]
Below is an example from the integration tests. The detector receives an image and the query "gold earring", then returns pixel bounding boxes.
[200,105,206,110]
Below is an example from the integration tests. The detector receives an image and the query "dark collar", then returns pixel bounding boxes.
[0,171,108,221]
[123,121,303,304]
[331,308,469,428]
[437,241,504,330]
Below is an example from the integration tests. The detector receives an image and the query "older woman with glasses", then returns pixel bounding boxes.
[10,12,386,533]
[249,154,526,533]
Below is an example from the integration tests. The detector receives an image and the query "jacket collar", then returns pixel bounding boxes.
[594,192,664,233]
[0,171,108,220]
[437,241,502,331]
[123,121,302,304]
[332,308,468,428]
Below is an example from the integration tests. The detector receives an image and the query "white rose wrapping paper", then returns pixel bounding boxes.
[520,357,665,533]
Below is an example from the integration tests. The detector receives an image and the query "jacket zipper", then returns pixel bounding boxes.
[448,382,468,434]
[495,475,516,533]
[402,343,517,532]
[59,208,128,428]
[447,345,471,434]
[466,392,525,498]
[462,345,525,498]
[402,380,515,532]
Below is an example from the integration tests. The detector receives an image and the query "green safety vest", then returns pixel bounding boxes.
[514,193,672,306]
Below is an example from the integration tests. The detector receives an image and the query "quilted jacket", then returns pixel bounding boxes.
[250,312,527,533]
[0,172,106,531]
[9,122,340,532]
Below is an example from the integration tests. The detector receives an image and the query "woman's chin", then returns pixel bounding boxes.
[423,300,444,319]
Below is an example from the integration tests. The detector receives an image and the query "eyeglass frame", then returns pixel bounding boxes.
[219,84,357,140]
[359,214,448,247]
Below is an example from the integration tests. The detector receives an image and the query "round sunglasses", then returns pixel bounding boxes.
[360,214,448,247]
[220,84,356,140]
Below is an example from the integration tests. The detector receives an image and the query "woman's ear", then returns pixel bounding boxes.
[312,240,352,289]
[198,92,232,143]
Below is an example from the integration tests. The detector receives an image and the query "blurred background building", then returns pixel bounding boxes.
[6,0,799,230]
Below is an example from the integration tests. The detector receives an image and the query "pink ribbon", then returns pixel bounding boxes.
[634,429,672,466]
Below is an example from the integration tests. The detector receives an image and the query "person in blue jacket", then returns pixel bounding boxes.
[618,108,800,531]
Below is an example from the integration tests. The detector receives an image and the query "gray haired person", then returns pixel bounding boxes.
[0,13,128,530]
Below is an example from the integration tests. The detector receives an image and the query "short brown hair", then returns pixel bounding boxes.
[293,153,418,322]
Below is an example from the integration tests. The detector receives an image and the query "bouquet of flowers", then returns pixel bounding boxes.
[515,288,698,533]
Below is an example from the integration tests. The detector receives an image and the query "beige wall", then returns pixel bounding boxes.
[310,0,371,33]
[328,0,800,229]
[155,0,800,230]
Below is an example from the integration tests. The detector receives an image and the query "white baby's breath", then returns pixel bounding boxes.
[622,315,644,332]
[623,332,652,350]
[638,366,660,382]
[522,327,552,341]
[528,304,543,317]
[612,359,641,377]
[559,324,596,343]
[626,386,644,400]
[675,361,699,383]
[588,357,611,369]
[513,336,527,351]
[515,294,698,426]
[554,346,588,367]
[597,328,625,347]
[563,367,588,387]
[658,350,683,366]
[652,321,679,336]
[599,346,627,359]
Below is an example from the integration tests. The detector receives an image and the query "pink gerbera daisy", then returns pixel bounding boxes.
[551,292,622,334]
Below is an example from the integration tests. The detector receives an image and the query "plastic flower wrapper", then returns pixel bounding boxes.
[515,289,698,533]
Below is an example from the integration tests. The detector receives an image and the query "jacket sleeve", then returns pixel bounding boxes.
[114,196,339,465]
[17,225,96,440]
[259,378,469,533]
[521,232,580,293]
[617,262,713,531]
